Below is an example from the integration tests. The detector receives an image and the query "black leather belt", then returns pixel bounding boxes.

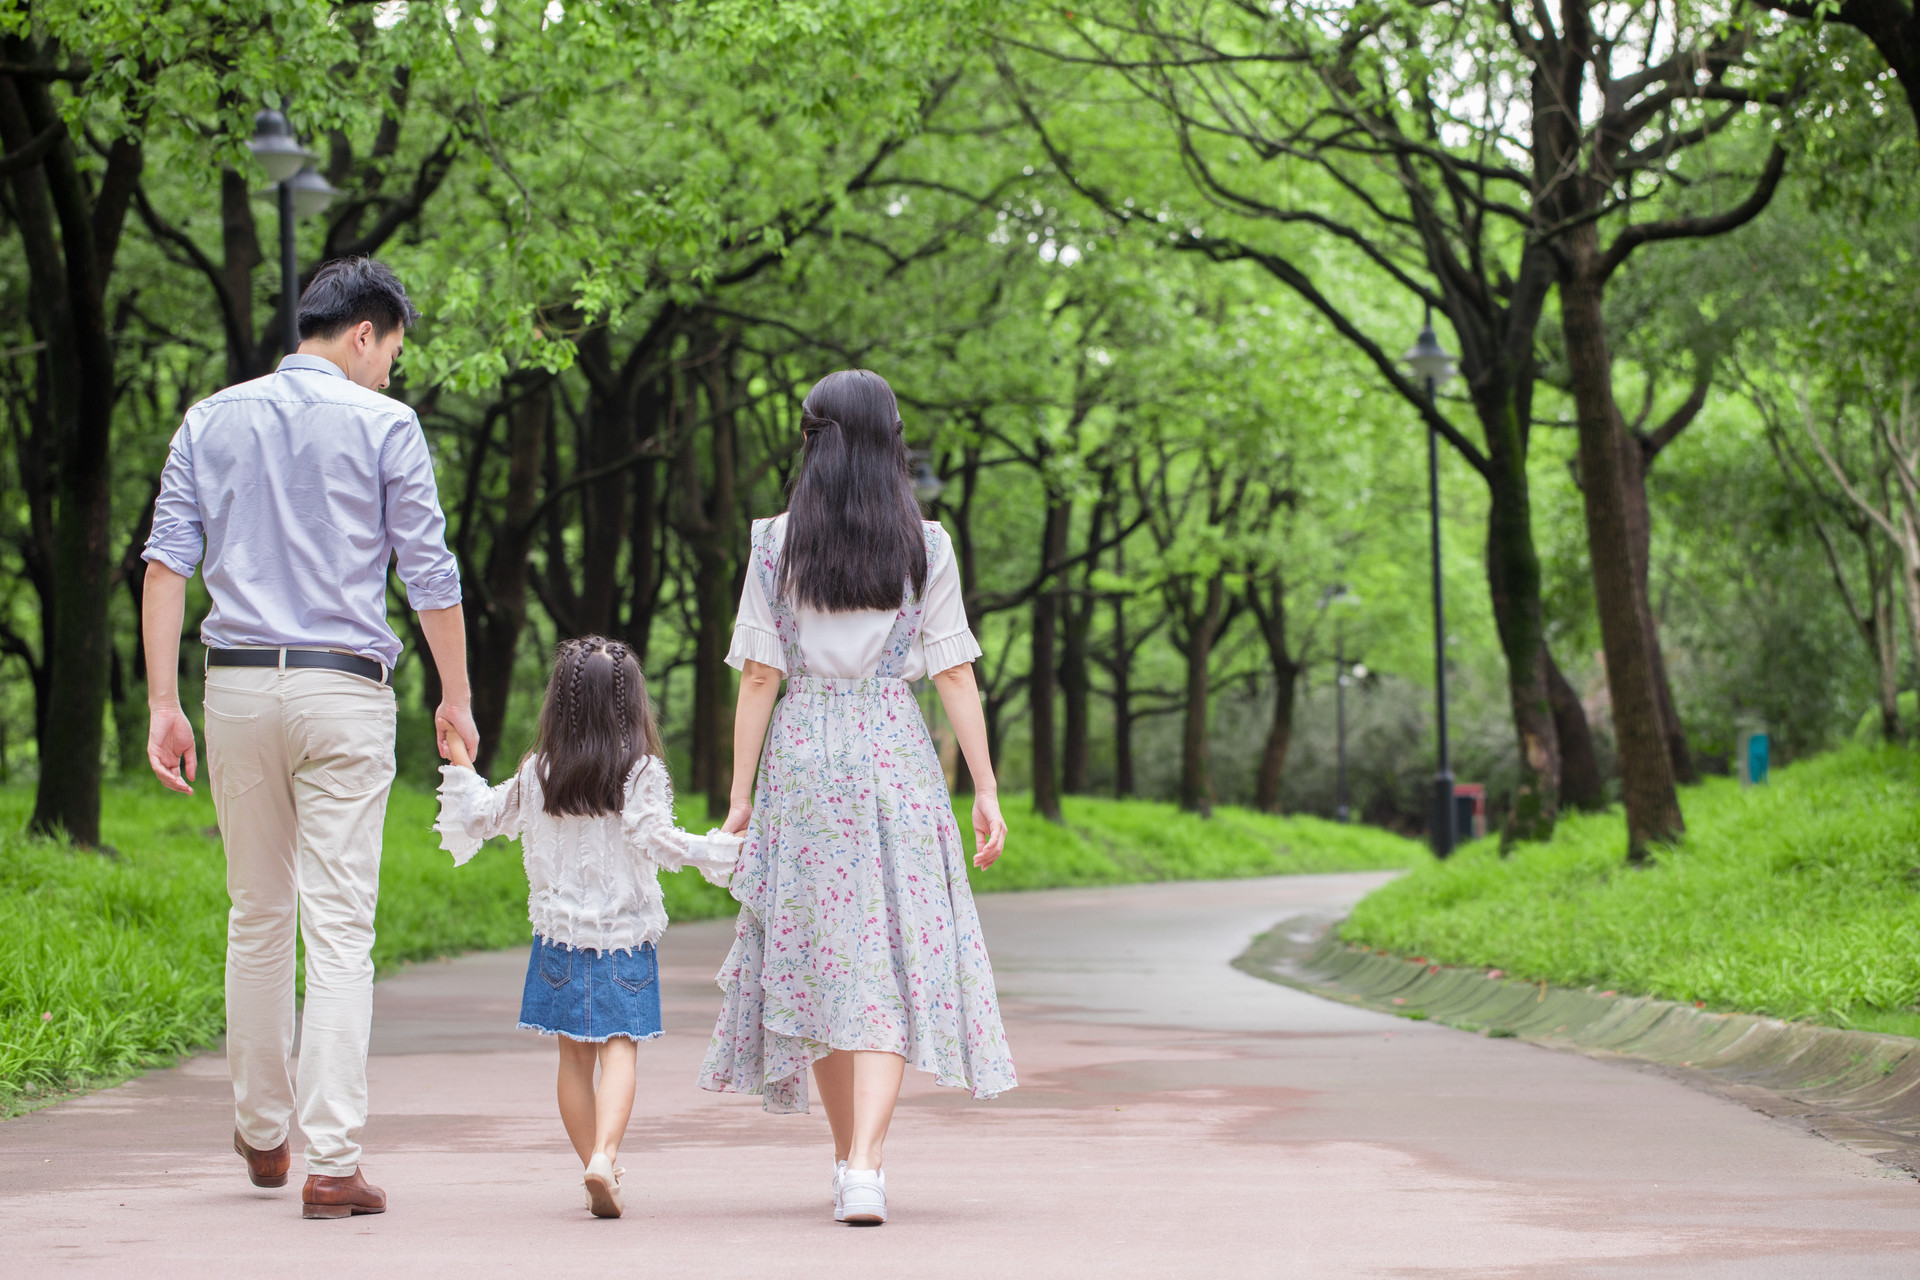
[207,648,390,685]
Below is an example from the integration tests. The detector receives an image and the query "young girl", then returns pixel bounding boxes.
[699,369,1015,1226]
[433,636,740,1219]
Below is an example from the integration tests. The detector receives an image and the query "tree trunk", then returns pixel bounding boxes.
[1482,396,1560,844]
[1110,585,1135,799]
[219,167,264,385]
[1544,646,1606,810]
[1029,498,1069,822]
[3,66,128,846]
[576,330,630,637]
[1059,578,1093,794]
[687,359,739,820]
[1254,665,1298,814]
[1176,573,1225,816]
[625,389,664,668]
[1621,430,1695,783]
[1247,574,1299,814]
[1560,234,1684,858]
[467,380,548,775]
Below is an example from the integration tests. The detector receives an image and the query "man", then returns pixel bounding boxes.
[143,257,478,1221]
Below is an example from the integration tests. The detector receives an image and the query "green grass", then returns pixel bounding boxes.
[1343,743,1920,1036]
[1,780,1424,1114]
[952,793,1431,890]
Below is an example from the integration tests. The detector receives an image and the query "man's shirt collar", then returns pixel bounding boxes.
[277,353,350,380]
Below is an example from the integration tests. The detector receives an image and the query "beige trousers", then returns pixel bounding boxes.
[203,666,397,1178]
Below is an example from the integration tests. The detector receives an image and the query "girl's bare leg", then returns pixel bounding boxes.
[812,1050,855,1163]
[846,1050,906,1171]
[593,1038,638,1162]
[556,1037,599,1164]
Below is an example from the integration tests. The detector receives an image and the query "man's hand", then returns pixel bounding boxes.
[148,704,198,795]
[435,702,479,764]
[435,716,474,769]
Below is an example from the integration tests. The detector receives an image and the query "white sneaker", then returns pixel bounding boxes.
[583,1153,623,1219]
[832,1159,849,1221]
[839,1168,886,1225]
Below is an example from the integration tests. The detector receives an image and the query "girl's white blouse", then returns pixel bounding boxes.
[434,755,741,955]
[726,513,982,680]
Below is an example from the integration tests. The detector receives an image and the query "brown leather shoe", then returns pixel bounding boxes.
[301,1168,387,1220]
[233,1129,290,1189]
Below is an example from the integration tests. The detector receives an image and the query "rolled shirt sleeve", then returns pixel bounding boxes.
[142,422,205,578]
[381,414,462,611]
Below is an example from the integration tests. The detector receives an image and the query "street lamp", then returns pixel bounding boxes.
[1402,305,1458,856]
[247,109,338,356]
[910,452,945,508]
[1319,582,1359,822]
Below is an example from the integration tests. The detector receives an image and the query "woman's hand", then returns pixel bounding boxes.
[436,717,473,769]
[971,791,1007,869]
[721,798,753,836]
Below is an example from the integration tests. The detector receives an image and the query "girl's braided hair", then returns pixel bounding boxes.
[528,634,663,817]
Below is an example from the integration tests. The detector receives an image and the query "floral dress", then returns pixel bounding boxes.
[698,517,1017,1113]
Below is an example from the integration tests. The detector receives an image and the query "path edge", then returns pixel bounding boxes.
[1235,913,1920,1178]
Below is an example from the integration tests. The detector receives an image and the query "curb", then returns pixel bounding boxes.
[1235,913,1920,1177]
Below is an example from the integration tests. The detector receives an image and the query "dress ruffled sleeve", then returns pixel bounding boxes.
[621,759,744,888]
[725,517,787,674]
[920,523,983,676]
[434,763,525,866]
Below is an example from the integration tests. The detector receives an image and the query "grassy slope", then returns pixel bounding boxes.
[1,779,1423,1112]
[1344,744,1920,1036]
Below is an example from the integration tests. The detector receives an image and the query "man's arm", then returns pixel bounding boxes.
[418,604,477,761]
[383,416,474,762]
[144,562,197,794]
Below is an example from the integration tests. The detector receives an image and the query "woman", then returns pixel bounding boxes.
[699,369,1015,1226]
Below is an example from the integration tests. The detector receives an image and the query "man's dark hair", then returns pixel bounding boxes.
[295,256,421,341]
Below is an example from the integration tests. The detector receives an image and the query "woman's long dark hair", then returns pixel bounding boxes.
[777,369,928,611]
[529,636,664,817]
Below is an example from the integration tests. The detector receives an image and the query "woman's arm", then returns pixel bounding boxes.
[722,659,783,835]
[931,662,1007,869]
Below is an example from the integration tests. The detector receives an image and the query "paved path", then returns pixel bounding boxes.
[4,873,1917,1277]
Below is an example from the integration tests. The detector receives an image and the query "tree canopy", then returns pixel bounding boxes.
[1,0,1913,859]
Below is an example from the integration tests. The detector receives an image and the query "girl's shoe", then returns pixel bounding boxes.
[839,1168,886,1225]
[584,1154,624,1219]
[832,1159,848,1221]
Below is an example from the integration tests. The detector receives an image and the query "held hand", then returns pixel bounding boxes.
[971,791,1007,869]
[435,716,473,769]
[720,799,753,836]
[147,705,197,795]
[435,702,479,766]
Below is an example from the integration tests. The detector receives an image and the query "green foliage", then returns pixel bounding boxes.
[1344,744,1920,1034]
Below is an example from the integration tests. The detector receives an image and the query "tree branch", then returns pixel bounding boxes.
[1599,145,1788,280]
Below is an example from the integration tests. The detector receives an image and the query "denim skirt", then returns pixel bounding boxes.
[518,937,663,1043]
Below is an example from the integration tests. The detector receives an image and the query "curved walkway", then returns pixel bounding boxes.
[3,872,1916,1276]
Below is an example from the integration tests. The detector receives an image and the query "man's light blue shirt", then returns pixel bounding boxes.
[143,354,461,668]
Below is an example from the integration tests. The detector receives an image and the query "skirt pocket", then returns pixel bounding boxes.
[610,946,657,994]
[539,942,573,989]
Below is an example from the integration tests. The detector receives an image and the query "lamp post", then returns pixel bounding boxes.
[1402,306,1458,856]
[1319,582,1357,823]
[247,109,338,356]
[910,451,945,509]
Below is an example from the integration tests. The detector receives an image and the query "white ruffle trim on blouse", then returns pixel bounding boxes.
[434,764,499,866]
[922,628,984,677]
[725,623,785,673]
